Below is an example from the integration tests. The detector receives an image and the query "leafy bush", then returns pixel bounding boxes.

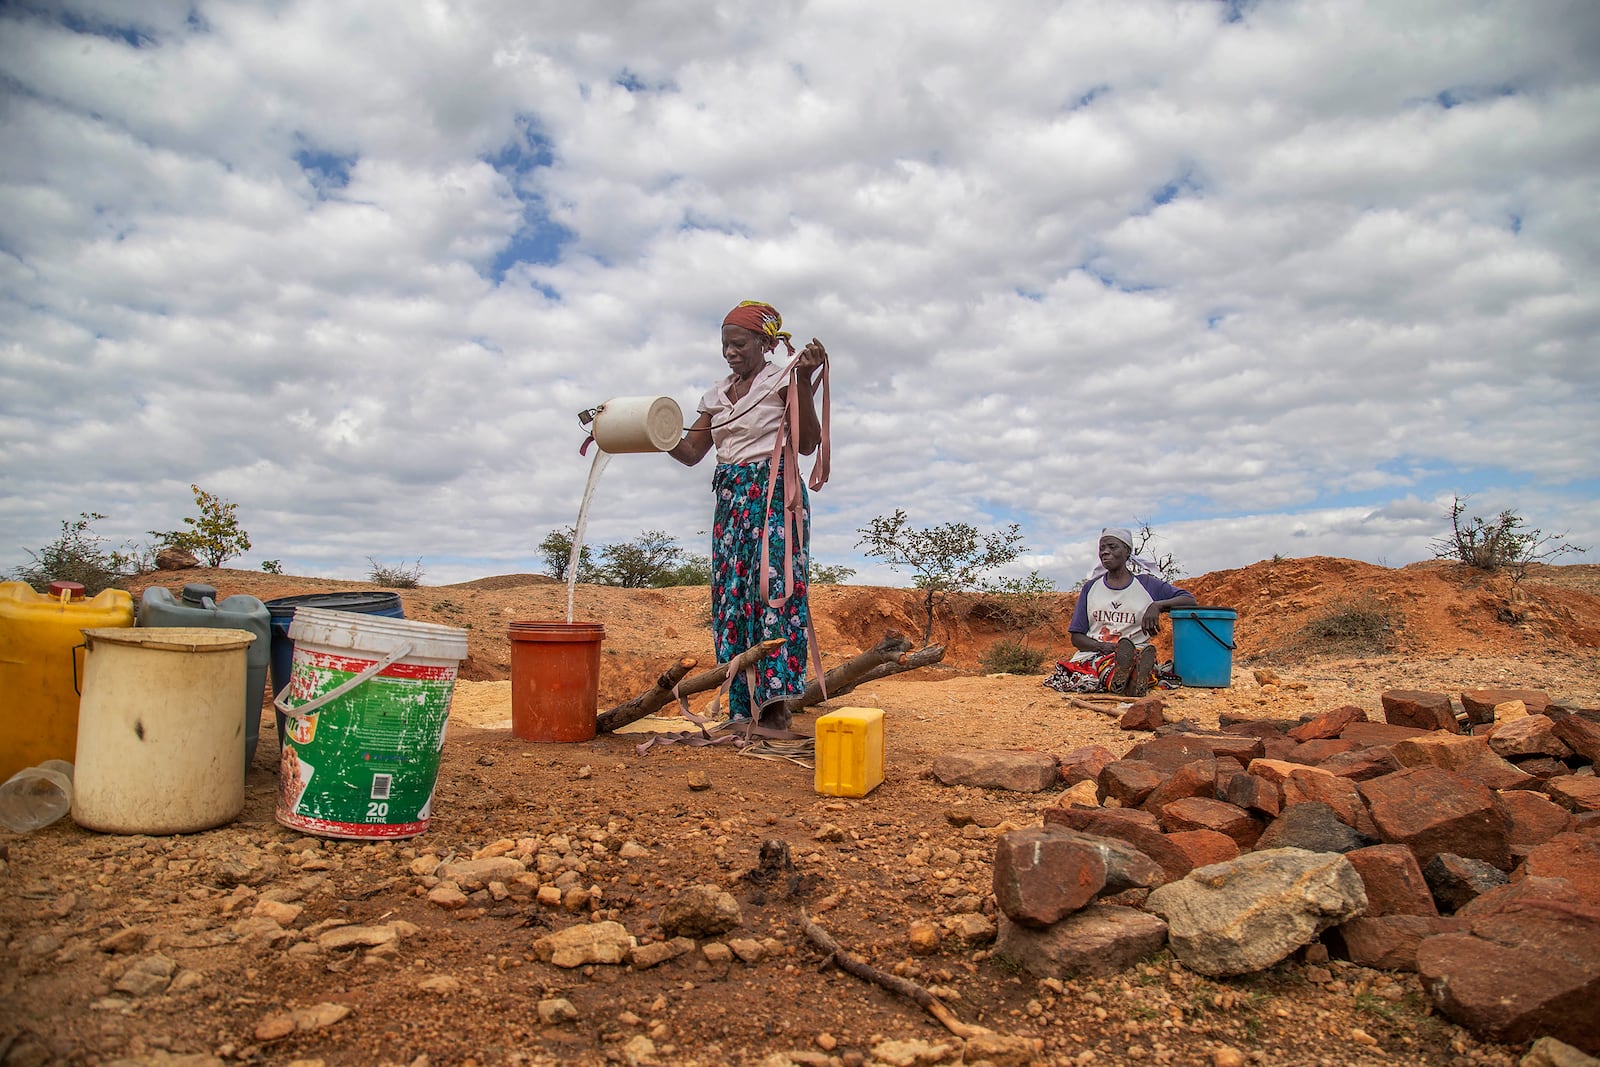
[857,509,1026,645]
[981,570,1059,640]
[260,559,283,574]
[367,557,424,588]
[151,484,251,567]
[10,512,147,596]
[1431,495,1585,578]
[539,526,601,583]
[1294,595,1400,655]
[598,529,684,588]
[655,553,712,587]
[980,638,1049,675]
[810,561,857,585]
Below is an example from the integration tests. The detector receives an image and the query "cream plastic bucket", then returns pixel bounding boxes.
[73,627,254,834]
[590,395,683,453]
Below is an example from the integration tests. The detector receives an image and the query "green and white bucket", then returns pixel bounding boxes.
[273,607,468,840]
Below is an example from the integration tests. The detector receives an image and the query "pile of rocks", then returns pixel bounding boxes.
[933,687,1600,1055]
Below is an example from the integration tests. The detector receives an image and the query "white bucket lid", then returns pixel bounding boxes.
[287,606,468,663]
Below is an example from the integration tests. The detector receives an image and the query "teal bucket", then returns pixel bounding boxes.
[1171,607,1237,688]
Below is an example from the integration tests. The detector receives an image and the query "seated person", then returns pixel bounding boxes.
[1046,527,1197,696]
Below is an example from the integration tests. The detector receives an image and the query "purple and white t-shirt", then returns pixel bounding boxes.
[1068,573,1191,651]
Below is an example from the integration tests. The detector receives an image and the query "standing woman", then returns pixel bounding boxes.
[669,301,830,721]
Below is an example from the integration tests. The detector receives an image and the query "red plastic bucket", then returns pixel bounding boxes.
[508,621,604,742]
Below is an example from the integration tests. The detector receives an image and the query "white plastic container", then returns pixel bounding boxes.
[589,395,683,453]
[0,759,74,833]
[73,627,255,834]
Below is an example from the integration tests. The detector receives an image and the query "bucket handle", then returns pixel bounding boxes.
[1191,617,1236,651]
[273,642,413,720]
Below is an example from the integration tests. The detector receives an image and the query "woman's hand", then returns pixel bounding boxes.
[797,338,828,383]
[1141,604,1164,635]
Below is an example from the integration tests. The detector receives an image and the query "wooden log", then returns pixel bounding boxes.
[595,639,783,734]
[594,657,697,734]
[773,630,914,713]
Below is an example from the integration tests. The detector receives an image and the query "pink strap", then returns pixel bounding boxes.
[754,358,830,700]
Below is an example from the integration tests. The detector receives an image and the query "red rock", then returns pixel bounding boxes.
[1057,744,1119,787]
[1165,829,1239,870]
[1282,769,1380,838]
[992,828,1108,927]
[1547,776,1600,814]
[1288,705,1369,742]
[1221,720,1291,739]
[1345,844,1437,917]
[1515,756,1572,780]
[1119,699,1165,731]
[1286,738,1363,764]
[1329,914,1461,970]
[1155,797,1262,849]
[1488,716,1572,759]
[1357,766,1512,869]
[1460,688,1553,723]
[1246,758,1304,785]
[932,750,1059,792]
[1098,760,1164,807]
[1223,772,1281,818]
[1418,877,1600,1052]
[1261,737,1300,762]
[1392,733,1494,771]
[1043,807,1192,882]
[1317,747,1401,781]
[1453,757,1539,792]
[1552,715,1600,763]
[1380,690,1461,733]
[1341,721,1430,745]
[1517,833,1600,905]
[1497,791,1579,857]
[1141,758,1218,815]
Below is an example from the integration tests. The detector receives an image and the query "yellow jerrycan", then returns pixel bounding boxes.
[0,581,135,783]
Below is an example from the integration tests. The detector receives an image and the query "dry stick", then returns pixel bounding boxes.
[594,657,697,734]
[775,630,913,712]
[595,639,784,734]
[799,910,990,1039]
[1067,696,1125,718]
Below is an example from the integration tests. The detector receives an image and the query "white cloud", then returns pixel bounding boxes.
[2,0,1596,595]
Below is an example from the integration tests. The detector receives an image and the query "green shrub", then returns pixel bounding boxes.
[367,557,424,588]
[980,638,1049,675]
[11,513,147,596]
[151,484,251,567]
[1431,495,1585,573]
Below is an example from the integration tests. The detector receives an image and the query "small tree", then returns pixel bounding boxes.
[1133,518,1183,581]
[539,526,600,583]
[857,509,1026,645]
[1431,495,1586,593]
[810,561,857,585]
[598,529,684,589]
[154,484,252,567]
[11,512,147,595]
[655,553,712,587]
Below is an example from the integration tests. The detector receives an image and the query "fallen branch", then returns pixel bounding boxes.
[595,640,783,734]
[832,644,946,696]
[594,657,697,734]
[1068,696,1125,718]
[800,909,989,1039]
[773,630,914,713]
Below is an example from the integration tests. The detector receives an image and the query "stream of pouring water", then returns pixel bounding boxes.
[565,450,612,622]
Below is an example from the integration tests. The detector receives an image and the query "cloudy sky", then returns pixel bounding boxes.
[3,0,1597,592]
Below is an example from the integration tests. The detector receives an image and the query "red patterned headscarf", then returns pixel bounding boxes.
[723,300,795,356]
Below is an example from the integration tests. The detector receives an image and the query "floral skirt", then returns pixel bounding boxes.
[712,460,810,719]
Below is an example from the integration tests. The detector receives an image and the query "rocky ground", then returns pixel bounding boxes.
[1,558,1597,1067]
